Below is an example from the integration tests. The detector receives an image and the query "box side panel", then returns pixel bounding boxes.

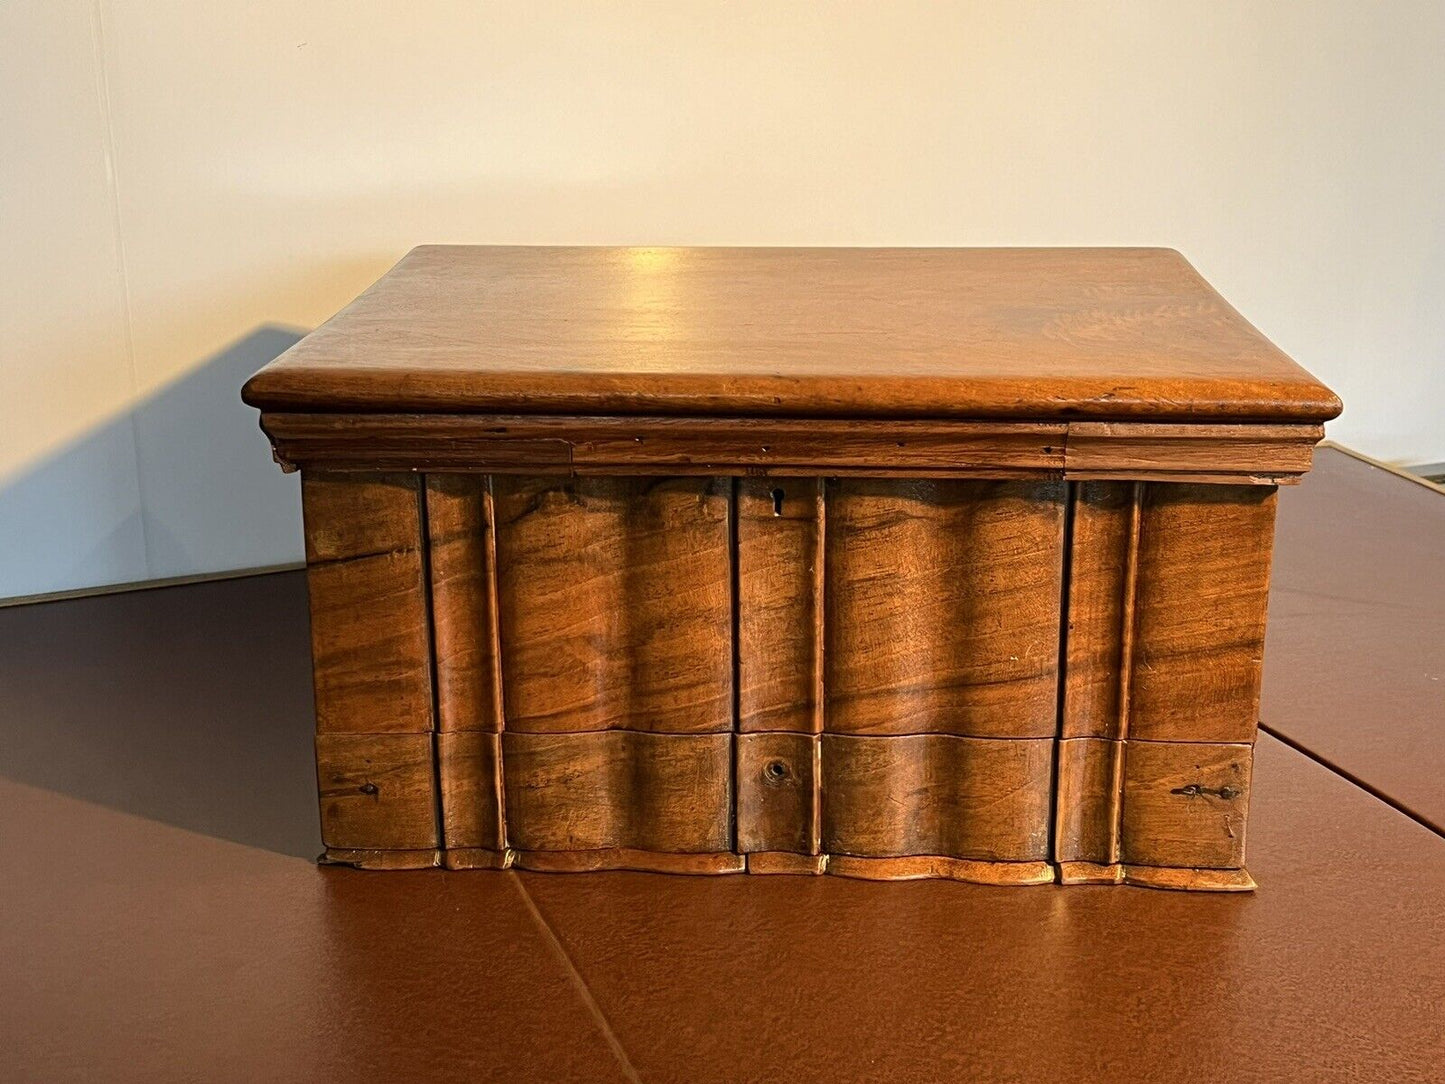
[302,472,433,735]
[1055,480,1273,889]
[1129,485,1277,744]
[303,472,440,868]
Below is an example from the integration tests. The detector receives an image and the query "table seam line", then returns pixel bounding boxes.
[1259,723,1445,840]
[506,870,644,1084]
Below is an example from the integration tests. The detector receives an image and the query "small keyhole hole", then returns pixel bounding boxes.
[765,760,789,783]
[771,488,785,516]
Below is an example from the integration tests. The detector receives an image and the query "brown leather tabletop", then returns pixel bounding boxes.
[2,445,1443,1083]
[1266,446,1445,833]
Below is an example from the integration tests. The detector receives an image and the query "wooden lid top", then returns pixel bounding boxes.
[243,246,1340,423]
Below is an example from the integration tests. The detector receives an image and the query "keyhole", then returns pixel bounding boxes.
[764,760,789,784]
[771,487,785,516]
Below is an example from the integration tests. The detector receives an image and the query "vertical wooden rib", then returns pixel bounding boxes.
[735,478,825,863]
[811,479,824,855]
[424,475,503,734]
[426,475,508,863]
[1061,481,1138,741]
[825,479,1066,738]
[1128,484,1278,744]
[1107,482,1144,864]
[493,476,733,734]
[737,478,824,734]
[1055,480,1140,874]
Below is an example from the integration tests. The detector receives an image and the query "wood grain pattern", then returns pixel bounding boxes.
[1065,422,1323,483]
[1120,740,1253,871]
[1062,481,1140,741]
[262,412,1318,483]
[1129,485,1277,743]
[735,732,819,855]
[320,848,442,870]
[437,731,503,853]
[502,731,732,853]
[492,476,732,734]
[302,473,433,734]
[425,475,503,733]
[746,852,828,875]
[737,478,823,734]
[260,413,1066,476]
[827,856,1056,885]
[243,246,1342,424]
[825,479,1064,737]
[820,734,1053,861]
[1054,737,1123,868]
[315,733,438,852]
[513,849,745,874]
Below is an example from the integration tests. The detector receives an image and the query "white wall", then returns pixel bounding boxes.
[4,1,1443,598]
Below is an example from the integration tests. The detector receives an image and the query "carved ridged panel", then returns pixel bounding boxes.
[491,476,733,734]
[821,734,1053,861]
[1055,481,1273,889]
[502,731,733,854]
[299,470,1274,888]
[824,479,1065,738]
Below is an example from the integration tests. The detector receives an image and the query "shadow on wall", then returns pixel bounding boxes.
[0,325,307,599]
[0,325,322,857]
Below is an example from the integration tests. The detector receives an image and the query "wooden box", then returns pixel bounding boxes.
[244,246,1340,890]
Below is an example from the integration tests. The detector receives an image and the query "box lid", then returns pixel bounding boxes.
[243,246,1339,424]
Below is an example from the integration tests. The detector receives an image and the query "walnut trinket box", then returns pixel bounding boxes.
[244,246,1340,890]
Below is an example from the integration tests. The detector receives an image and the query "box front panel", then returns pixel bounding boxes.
[301,469,1273,888]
